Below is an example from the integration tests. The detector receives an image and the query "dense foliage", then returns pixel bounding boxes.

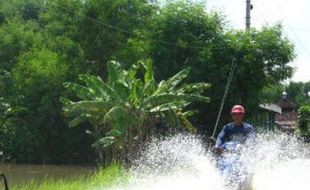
[149,2,295,131]
[62,61,210,163]
[0,0,296,164]
[298,105,310,139]
[260,81,310,105]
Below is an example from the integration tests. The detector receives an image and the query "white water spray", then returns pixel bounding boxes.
[105,133,310,190]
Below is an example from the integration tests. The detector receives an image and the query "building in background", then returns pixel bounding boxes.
[259,103,282,130]
[275,92,299,131]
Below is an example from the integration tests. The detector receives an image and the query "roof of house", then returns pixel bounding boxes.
[259,103,282,114]
[276,97,298,109]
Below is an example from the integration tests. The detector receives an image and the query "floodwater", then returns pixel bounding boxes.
[1,133,309,190]
[0,164,94,186]
[107,133,310,190]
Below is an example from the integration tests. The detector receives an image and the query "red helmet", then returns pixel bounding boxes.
[231,105,245,114]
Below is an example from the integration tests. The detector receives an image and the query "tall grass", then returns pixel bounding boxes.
[11,164,127,190]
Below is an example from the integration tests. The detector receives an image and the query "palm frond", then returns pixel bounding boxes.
[65,101,112,116]
[107,61,121,86]
[80,74,122,102]
[178,83,211,94]
[154,68,190,94]
[149,101,190,112]
[104,106,138,132]
[63,82,94,100]
[142,94,210,109]
[96,136,115,148]
[68,114,92,127]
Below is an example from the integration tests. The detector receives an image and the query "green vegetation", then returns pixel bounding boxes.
[148,1,295,128]
[11,164,127,190]
[62,60,210,163]
[298,105,310,138]
[0,0,296,164]
[261,81,310,105]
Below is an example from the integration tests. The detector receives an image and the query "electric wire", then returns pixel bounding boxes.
[51,2,234,51]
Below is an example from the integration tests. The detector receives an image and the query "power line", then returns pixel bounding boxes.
[290,27,310,34]
[51,2,235,51]
[253,3,270,25]
[273,0,309,53]
[258,0,308,54]
[256,0,301,53]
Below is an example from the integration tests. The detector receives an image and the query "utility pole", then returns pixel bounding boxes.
[246,0,253,30]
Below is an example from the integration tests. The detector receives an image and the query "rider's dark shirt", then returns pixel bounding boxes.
[215,122,255,148]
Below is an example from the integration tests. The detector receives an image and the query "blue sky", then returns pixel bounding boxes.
[161,0,310,82]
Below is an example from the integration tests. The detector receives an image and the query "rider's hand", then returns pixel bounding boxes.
[235,144,245,152]
[212,146,224,153]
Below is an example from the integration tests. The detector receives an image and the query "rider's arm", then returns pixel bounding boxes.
[215,125,228,148]
[247,125,256,144]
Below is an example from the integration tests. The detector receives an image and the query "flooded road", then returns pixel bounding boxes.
[109,134,310,190]
[0,164,94,186]
[0,134,309,190]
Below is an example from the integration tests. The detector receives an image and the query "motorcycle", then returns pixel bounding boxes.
[215,142,252,190]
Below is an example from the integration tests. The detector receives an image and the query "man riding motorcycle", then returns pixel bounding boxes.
[212,105,256,190]
[213,105,256,153]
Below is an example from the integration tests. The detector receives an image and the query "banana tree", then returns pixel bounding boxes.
[61,60,210,163]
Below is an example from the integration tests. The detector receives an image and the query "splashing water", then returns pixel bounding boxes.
[106,133,310,190]
[251,134,310,190]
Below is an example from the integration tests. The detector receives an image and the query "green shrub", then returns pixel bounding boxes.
[11,164,127,190]
[298,105,310,138]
